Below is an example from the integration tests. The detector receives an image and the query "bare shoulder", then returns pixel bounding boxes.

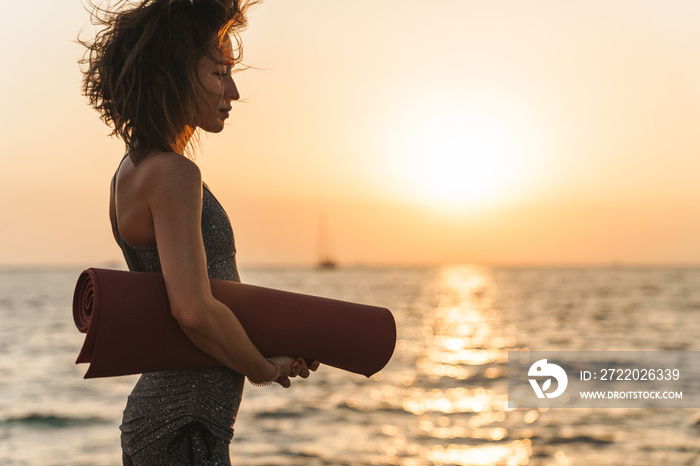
[136,153,203,206]
[113,152,203,246]
[142,153,201,190]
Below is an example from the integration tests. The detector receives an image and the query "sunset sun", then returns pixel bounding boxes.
[389,103,528,211]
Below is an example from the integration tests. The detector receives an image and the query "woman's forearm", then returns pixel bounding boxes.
[175,297,278,383]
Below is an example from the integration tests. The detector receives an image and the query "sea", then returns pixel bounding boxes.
[1,265,699,466]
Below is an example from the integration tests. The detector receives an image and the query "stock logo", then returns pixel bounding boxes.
[528,359,568,399]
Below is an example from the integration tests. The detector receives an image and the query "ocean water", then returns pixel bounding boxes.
[1,265,699,465]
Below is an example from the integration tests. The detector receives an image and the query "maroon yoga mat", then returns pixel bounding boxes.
[73,268,396,379]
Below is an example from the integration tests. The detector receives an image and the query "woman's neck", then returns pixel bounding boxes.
[174,125,196,154]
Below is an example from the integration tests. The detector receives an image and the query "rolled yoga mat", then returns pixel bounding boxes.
[73,268,396,379]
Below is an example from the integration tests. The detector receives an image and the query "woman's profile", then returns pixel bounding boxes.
[79,0,318,463]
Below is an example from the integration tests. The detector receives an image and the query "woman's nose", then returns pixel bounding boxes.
[226,76,240,101]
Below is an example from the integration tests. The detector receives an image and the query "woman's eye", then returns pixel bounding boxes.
[220,66,232,76]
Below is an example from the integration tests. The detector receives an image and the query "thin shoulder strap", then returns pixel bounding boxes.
[111,154,129,238]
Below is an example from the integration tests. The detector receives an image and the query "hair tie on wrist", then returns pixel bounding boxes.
[247,358,281,387]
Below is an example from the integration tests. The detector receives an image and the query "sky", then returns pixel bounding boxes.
[3,1,700,267]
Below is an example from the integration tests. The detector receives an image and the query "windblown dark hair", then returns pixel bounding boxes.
[79,0,257,162]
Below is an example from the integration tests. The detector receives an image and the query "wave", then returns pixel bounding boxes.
[0,413,111,429]
[545,434,615,445]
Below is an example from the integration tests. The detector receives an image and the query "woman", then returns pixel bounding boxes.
[80,0,318,464]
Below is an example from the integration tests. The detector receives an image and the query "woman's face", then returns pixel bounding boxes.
[195,38,240,133]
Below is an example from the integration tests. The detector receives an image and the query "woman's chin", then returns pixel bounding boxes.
[200,121,226,133]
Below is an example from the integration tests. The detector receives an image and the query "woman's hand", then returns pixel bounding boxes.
[269,356,321,388]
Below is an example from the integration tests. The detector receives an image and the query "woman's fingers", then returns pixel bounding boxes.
[269,356,321,386]
[308,360,321,371]
[294,359,321,378]
[288,359,301,378]
[291,358,307,378]
[276,375,291,388]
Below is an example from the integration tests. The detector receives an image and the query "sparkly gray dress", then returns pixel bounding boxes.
[112,161,245,465]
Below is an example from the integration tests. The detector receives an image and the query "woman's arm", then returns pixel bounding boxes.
[144,154,302,385]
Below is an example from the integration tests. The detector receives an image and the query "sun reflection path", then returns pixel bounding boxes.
[420,265,515,379]
[397,265,532,465]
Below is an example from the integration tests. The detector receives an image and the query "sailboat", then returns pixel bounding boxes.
[317,213,337,270]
